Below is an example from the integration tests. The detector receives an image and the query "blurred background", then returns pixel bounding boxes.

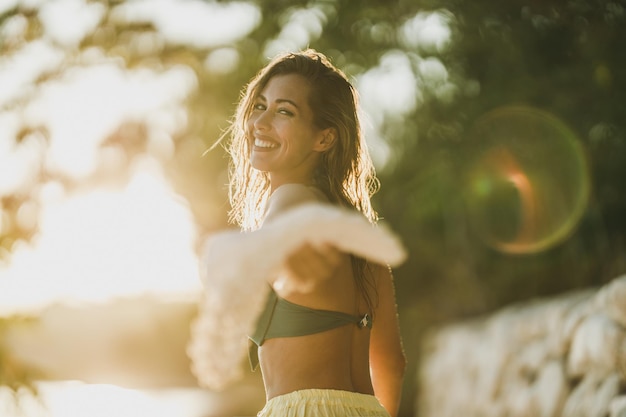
[0,0,624,416]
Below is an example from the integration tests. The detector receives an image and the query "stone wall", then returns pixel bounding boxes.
[418,275,626,417]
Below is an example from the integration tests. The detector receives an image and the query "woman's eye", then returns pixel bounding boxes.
[278,108,294,116]
[253,103,266,111]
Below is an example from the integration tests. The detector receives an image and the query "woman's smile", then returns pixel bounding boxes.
[254,137,280,150]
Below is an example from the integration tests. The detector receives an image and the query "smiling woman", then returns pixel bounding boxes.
[188,49,407,417]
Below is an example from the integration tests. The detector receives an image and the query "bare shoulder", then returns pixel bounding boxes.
[264,184,329,224]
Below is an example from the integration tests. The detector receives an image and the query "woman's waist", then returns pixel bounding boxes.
[265,380,362,402]
[260,345,373,399]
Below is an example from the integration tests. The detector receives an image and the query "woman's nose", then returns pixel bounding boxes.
[252,109,271,131]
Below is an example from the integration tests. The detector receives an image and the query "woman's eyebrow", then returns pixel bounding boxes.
[276,99,299,108]
[257,94,299,109]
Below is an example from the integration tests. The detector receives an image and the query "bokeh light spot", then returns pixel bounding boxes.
[399,9,454,54]
[464,106,590,254]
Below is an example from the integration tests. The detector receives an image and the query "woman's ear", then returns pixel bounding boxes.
[314,128,337,152]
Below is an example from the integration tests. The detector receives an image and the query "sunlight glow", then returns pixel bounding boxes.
[418,57,458,104]
[399,9,454,54]
[204,47,240,74]
[0,383,210,417]
[0,40,65,106]
[357,51,419,168]
[39,0,106,47]
[111,0,261,49]
[23,59,196,179]
[263,6,329,58]
[1,12,28,45]
[0,113,46,196]
[0,0,19,15]
[0,162,201,315]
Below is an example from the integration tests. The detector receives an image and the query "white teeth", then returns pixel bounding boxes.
[254,138,278,148]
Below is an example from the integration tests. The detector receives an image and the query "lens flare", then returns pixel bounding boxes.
[464,106,590,254]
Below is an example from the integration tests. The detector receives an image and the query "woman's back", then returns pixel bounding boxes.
[257,251,375,400]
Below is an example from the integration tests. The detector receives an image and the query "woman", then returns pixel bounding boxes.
[224,49,406,417]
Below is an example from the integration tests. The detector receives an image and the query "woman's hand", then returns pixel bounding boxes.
[276,242,343,293]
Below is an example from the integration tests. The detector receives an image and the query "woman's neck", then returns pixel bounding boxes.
[269,176,317,193]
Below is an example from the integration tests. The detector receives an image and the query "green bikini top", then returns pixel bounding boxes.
[248,288,372,370]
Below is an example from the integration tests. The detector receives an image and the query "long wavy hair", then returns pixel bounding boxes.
[225,49,381,311]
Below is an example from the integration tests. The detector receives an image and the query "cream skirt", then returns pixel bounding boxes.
[257,389,391,417]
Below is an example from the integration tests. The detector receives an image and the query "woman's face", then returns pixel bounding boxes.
[247,73,329,188]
